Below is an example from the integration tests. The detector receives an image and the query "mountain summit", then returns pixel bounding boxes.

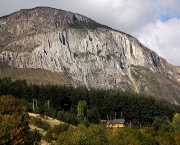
[0,7,180,103]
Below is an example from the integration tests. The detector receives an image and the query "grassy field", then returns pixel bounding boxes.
[0,65,71,85]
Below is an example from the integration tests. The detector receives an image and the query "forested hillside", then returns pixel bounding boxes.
[0,77,180,126]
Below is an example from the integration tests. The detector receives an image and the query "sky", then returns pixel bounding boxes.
[0,0,180,66]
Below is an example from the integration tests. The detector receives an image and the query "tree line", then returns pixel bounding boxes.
[0,77,180,126]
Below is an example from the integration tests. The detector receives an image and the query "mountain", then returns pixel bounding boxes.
[0,7,180,103]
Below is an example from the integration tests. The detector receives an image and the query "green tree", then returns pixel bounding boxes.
[78,116,90,127]
[77,100,87,117]
[57,110,65,121]
[84,124,108,144]
[43,123,69,143]
[27,129,42,145]
[87,108,100,124]
[52,110,57,119]
[152,116,173,132]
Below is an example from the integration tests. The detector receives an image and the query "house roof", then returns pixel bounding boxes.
[107,119,125,124]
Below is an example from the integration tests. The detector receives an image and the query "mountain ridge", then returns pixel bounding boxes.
[0,7,180,103]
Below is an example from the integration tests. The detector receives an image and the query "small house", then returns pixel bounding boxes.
[107,118,125,129]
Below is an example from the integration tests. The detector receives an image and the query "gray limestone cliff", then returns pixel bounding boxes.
[0,7,180,102]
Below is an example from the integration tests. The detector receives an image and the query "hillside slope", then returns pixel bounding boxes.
[0,7,180,103]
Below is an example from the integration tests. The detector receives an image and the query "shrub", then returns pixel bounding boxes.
[43,123,70,143]
[27,129,42,145]
[30,117,50,131]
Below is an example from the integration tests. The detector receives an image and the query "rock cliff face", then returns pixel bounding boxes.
[0,7,180,103]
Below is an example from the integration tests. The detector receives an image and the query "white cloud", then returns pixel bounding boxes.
[109,0,155,33]
[146,0,180,18]
[136,18,180,65]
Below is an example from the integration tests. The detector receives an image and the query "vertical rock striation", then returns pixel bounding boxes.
[0,7,180,97]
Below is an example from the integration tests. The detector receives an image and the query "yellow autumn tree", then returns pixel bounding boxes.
[0,95,29,145]
[173,113,180,131]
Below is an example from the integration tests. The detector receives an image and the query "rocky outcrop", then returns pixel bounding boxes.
[0,7,180,102]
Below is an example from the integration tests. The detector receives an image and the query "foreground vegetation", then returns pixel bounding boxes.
[0,95,41,145]
[1,95,180,144]
[1,77,180,144]
[51,123,180,145]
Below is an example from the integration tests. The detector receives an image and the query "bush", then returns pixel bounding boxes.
[78,116,90,127]
[30,117,50,131]
[57,111,79,125]
[156,131,176,145]
[43,123,70,143]
[27,129,42,145]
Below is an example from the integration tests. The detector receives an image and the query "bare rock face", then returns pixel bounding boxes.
[0,7,180,102]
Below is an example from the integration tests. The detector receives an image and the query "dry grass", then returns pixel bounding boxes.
[28,113,64,127]
[131,65,180,103]
[29,124,46,136]
[0,65,71,85]
[29,113,64,145]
